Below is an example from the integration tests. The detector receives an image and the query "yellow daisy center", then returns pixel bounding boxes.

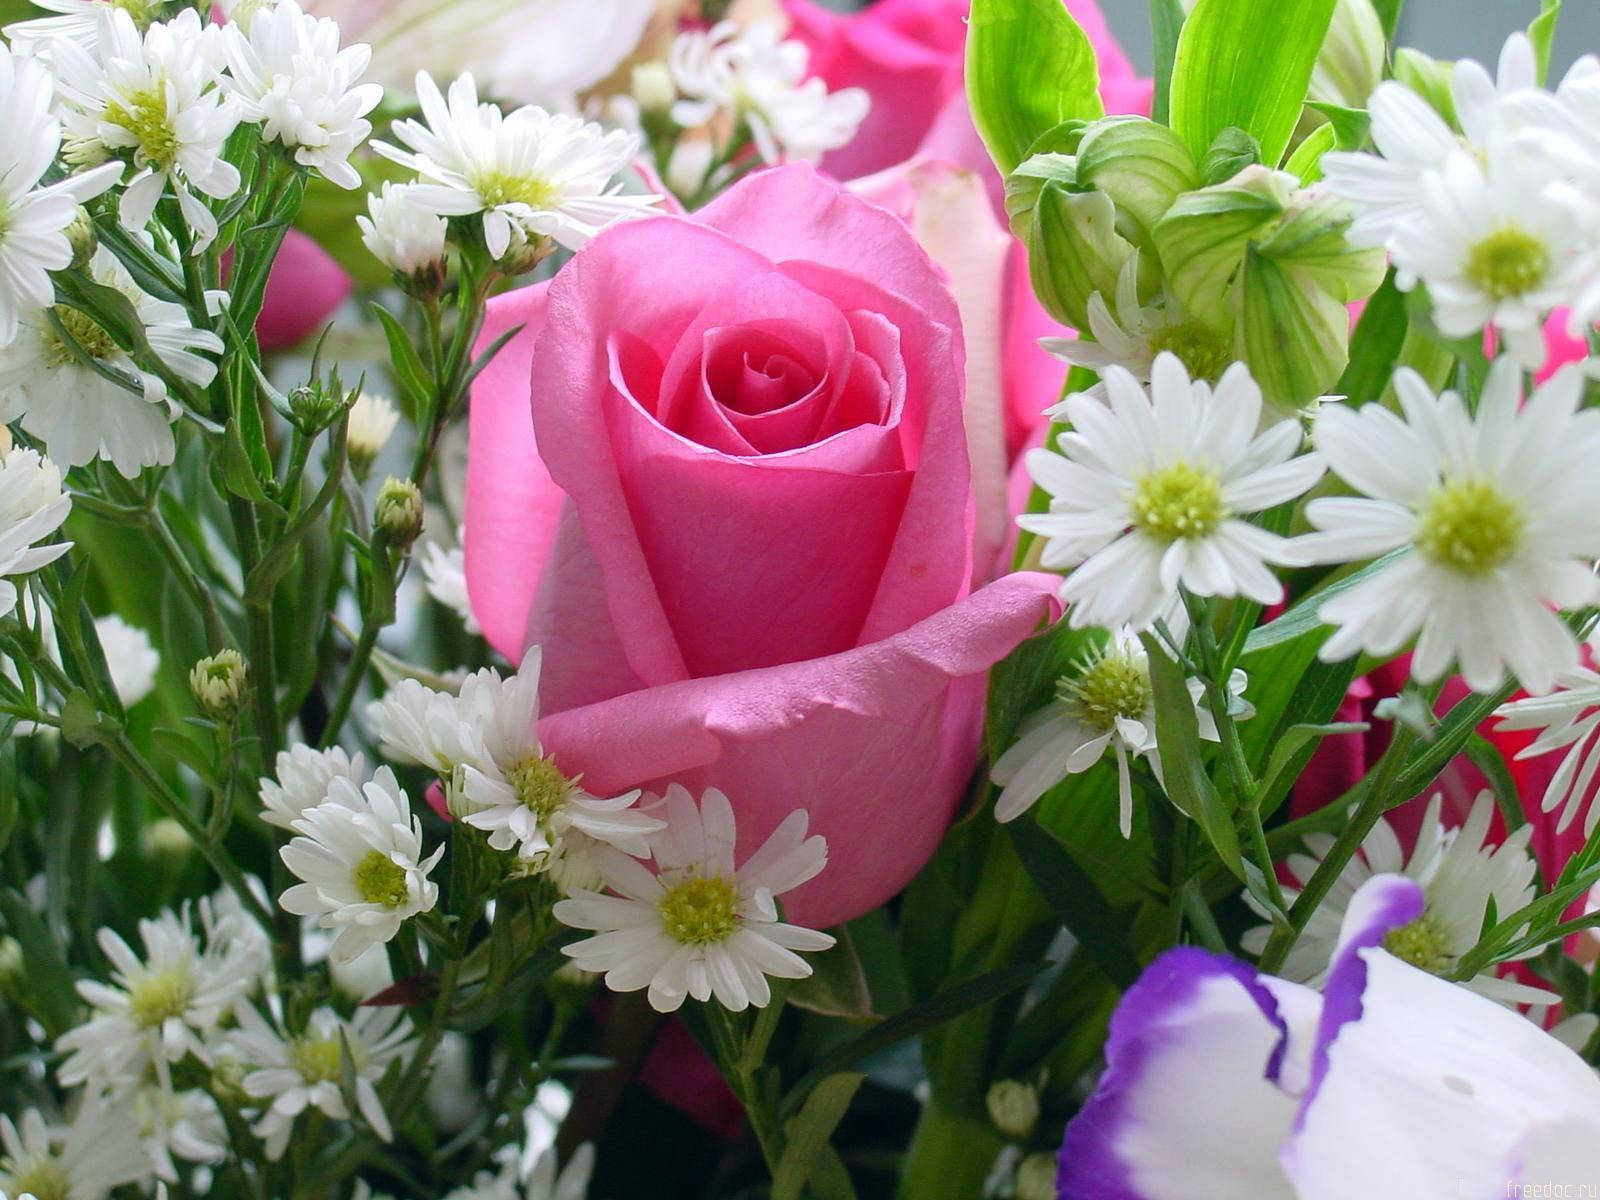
[45,305,120,367]
[10,1162,69,1200]
[127,966,194,1029]
[472,170,559,212]
[1464,227,1550,300]
[102,87,181,170]
[505,755,571,821]
[352,849,409,908]
[1415,478,1523,575]
[1381,912,1454,975]
[1130,461,1226,542]
[1059,650,1151,735]
[658,875,743,947]
[289,1033,344,1084]
[1147,320,1235,384]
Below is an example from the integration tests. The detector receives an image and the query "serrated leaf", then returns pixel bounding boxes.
[966,0,1104,175]
[1170,0,1338,167]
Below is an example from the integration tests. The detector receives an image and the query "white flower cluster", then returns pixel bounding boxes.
[667,21,870,166]
[1325,32,1600,363]
[368,70,659,272]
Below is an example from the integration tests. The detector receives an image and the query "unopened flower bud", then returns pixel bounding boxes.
[141,816,193,862]
[1392,48,1458,127]
[288,382,342,434]
[1310,0,1385,108]
[346,392,399,475]
[986,1079,1040,1140]
[374,476,424,547]
[632,61,676,113]
[64,207,97,271]
[1016,1153,1056,1200]
[190,648,248,721]
[0,936,20,984]
[1027,183,1134,332]
[358,182,448,299]
[493,231,554,277]
[1152,164,1293,321]
[1073,116,1199,248]
[210,1054,248,1105]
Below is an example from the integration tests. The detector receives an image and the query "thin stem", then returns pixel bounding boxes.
[319,615,380,750]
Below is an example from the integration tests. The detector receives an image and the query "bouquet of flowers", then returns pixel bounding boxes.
[1,0,1598,1195]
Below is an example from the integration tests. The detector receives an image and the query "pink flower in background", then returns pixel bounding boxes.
[464,164,1058,928]
[256,230,352,350]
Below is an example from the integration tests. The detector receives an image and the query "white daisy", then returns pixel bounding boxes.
[230,1001,413,1160]
[94,613,159,707]
[51,7,243,251]
[4,0,171,55]
[0,42,122,347]
[554,784,834,1013]
[991,632,1251,836]
[421,526,480,635]
[1241,792,1551,1007]
[278,766,443,965]
[132,1085,226,1183]
[1290,360,1600,694]
[55,904,265,1092]
[257,743,367,830]
[357,181,449,282]
[1323,33,1541,249]
[222,0,383,189]
[1495,667,1600,838]
[1040,254,1236,385]
[444,1143,596,1200]
[0,446,72,619]
[373,71,658,259]
[1019,353,1324,632]
[0,245,223,477]
[0,1093,146,1200]
[668,21,869,164]
[1386,148,1594,366]
[454,647,662,880]
[366,675,487,777]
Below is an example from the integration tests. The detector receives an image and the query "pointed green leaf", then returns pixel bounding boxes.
[772,1073,866,1200]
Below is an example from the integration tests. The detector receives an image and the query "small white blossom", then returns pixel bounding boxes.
[1495,667,1600,839]
[556,784,834,1013]
[133,1085,226,1184]
[1020,354,1324,632]
[0,248,223,477]
[52,8,243,250]
[5,0,170,55]
[0,42,122,347]
[0,447,72,619]
[366,674,486,776]
[0,1093,146,1200]
[346,390,400,467]
[55,904,265,1093]
[278,766,442,964]
[1241,793,1551,1008]
[357,180,449,278]
[230,1001,413,1159]
[669,21,869,163]
[258,743,367,830]
[1290,360,1600,694]
[94,613,159,707]
[444,1143,596,1200]
[421,526,479,634]
[373,71,659,259]
[223,0,383,189]
[992,631,1251,836]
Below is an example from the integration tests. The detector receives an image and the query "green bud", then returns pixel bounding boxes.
[374,476,424,547]
[1151,165,1291,322]
[1393,48,1458,128]
[1233,249,1351,410]
[985,1079,1040,1140]
[632,61,676,113]
[1005,153,1078,241]
[190,648,248,721]
[494,232,555,278]
[1075,116,1200,250]
[1198,127,1263,187]
[1027,183,1134,332]
[140,816,193,863]
[1309,0,1386,108]
[1255,189,1387,301]
[64,207,97,271]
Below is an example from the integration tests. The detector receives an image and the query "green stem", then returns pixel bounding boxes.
[318,614,381,750]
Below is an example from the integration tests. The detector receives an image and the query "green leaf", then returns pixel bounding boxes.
[1285,123,1337,184]
[966,0,1105,176]
[1234,249,1352,409]
[1305,101,1372,150]
[1464,733,1525,835]
[370,301,432,418]
[0,889,80,1037]
[1198,126,1262,186]
[1150,0,1186,125]
[1335,271,1406,402]
[1141,632,1244,879]
[1245,550,1406,651]
[788,927,878,1022]
[1005,816,1140,986]
[59,688,113,749]
[1169,0,1338,167]
[1529,0,1562,85]
[780,963,1044,1119]
[771,1073,865,1200]
[1252,721,1368,813]
[1371,0,1404,39]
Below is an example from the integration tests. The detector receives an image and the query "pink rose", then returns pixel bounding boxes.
[257,230,352,350]
[464,164,1058,927]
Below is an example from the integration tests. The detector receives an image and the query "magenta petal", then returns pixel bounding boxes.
[256,231,352,350]
[463,280,566,660]
[539,572,1061,927]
